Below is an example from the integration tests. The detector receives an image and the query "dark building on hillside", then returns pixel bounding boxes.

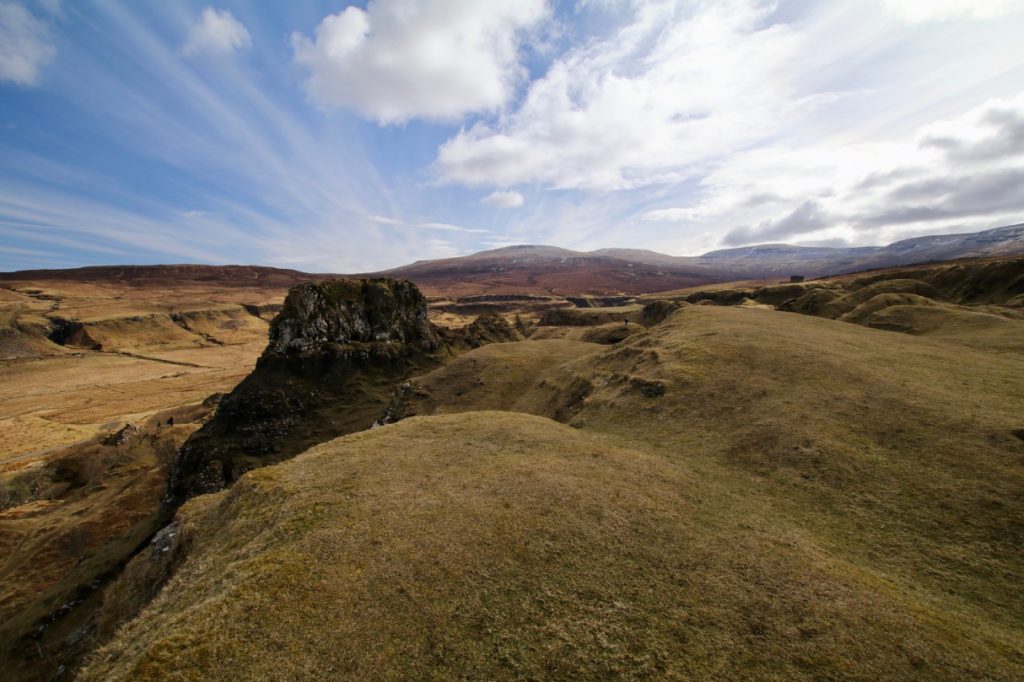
[789,275,805,283]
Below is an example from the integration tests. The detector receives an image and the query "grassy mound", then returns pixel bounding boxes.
[84,406,1023,680]
[799,279,944,319]
[537,304,643,326]
[391,306,1024,667]
[389,339,601,419]
[852,256,1023,304]
[85,305,1024,680]
[861,303,1024,352]
[838,292,942,325]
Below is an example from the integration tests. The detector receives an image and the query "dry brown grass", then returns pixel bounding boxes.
[0,421,202,678]
[0,279,276,463]
[538,304,643,327]
[82,305,1024,680]
[82,411,1020,680]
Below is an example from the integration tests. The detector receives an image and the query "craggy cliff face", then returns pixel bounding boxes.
[168,278,516,506]
[267,279,437,355]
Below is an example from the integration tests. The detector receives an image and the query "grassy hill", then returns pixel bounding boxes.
[83,304,1024,679]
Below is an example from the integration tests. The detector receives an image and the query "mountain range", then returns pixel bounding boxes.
[3,223,1022,296]
[378,223,1024,295]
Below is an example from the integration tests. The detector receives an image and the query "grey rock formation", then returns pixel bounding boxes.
[268,279,437,354]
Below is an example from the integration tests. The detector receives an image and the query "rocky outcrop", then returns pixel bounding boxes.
[169,278,516,506]
[47,318,102,350]
[641,300,687,326]
[268,279,437,354]
[102,422,142,447]
[446,313,520,349]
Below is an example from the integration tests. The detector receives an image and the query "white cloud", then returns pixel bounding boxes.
[481,190,524,208]
[918,93,1024,163]
[640,207,694,222]
[291,0,548,124]
[436,0,810,190]
[369,214,489,234]
[0,1,55,85]
[182,8,251,57]
[642,94,1024,249]
[722,199,831,245]
[881,0,1020,23]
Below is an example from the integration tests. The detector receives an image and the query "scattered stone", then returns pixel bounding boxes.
[102,423,141,447]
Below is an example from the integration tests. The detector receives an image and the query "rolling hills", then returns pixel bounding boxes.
[4,223,1022,298]
[377,223,1024,295]
[81,297,1024,680]
[1,236,1023,680]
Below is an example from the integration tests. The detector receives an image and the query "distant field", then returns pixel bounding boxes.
[0,279,282,463]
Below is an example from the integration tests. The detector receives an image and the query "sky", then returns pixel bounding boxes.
[1,0,1023,273]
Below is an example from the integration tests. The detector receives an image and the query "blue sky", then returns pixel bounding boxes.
[1,0,1023,272]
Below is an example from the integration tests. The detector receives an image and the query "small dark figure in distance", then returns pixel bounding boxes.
[167,416,174,426]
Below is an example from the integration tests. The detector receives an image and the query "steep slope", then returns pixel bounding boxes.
[85,305,1024,680]
[0,405,213,680]
[170,278,518,503]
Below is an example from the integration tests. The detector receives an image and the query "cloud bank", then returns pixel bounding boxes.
[437,0,806,190]
[701,94,1024,247]
[292,0,547,124]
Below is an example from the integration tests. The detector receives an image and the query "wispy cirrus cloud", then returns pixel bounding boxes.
[649,94,1024,251]
[0,3,483,272]
[481,190,524,208]
[2,0,1024,272]
[369,215,489,234]
[0,1,55,85]
[881,0,1021,23]
[436,0,808,191]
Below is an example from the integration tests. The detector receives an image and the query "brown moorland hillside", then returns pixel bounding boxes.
[3,253,1023,679]
[81,299,1024,680]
